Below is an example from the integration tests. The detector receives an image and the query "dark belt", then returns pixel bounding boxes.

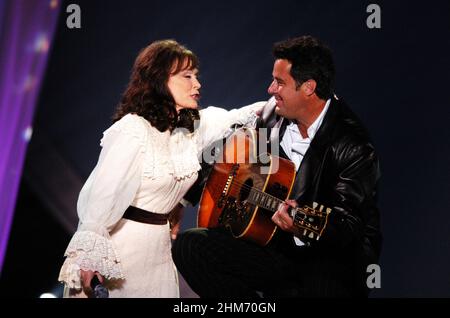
[123,206,169,225]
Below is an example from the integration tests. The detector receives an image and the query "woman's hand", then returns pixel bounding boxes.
[168,203,184,240]
[80,270,104,295]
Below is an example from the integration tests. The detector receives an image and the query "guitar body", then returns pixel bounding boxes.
[198,128,296,246]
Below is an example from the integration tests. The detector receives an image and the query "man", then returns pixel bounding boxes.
[172,35,382,297]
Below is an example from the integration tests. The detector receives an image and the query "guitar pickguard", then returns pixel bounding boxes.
[218,196,254,232]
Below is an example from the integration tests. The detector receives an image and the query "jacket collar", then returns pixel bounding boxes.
[290,96,340,200]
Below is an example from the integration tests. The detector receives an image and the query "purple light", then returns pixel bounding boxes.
[0,0,60,274]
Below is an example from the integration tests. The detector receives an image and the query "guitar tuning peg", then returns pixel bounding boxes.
[319,205,324,212]
[312,202,318,209]
[303,229,307,236]
[308,232,315,239]
[326,207,331,214]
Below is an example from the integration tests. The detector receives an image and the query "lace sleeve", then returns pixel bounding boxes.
[58,231,124,289]
[194,101,266,154]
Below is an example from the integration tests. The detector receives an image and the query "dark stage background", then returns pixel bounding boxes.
[1,0,449,298]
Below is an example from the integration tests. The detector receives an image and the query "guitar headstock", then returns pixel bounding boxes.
[290,202,332,242]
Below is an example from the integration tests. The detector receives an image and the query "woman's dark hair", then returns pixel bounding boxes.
[273,35,335,100]
[113,39,200,132]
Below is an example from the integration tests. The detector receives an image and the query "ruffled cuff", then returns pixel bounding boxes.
[221,103,262,140]
[58,230,124,289]
[238,104,261,128]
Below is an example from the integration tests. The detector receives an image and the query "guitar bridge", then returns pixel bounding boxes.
[218,164,240,208]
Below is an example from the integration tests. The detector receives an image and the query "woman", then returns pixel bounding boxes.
[58,40,264,297]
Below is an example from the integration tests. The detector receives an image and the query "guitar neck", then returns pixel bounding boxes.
[246,189,323,219]
[245,184,331,241]
[247,189,284,213]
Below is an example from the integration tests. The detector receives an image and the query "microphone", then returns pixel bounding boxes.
[90,275,109,298]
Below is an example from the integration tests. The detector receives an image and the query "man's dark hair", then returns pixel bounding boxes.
[273,35,335,100]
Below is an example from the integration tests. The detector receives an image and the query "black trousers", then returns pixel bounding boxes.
[171,227,302,298]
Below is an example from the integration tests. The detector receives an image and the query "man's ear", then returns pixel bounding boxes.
[302,80,317,96]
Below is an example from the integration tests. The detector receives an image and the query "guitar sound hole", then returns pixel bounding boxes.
[239,178,253,202]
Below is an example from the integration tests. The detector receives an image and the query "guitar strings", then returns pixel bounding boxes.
[221,178,321,216]
[224,178,287,209]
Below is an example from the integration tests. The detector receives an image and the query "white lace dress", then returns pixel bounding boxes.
[58,102,264,298]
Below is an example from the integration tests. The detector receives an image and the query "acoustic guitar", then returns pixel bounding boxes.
[197,128,331,246]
